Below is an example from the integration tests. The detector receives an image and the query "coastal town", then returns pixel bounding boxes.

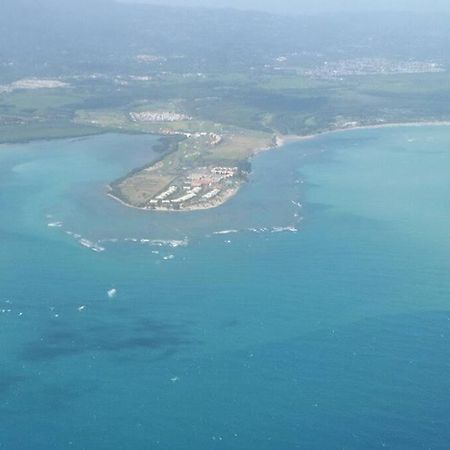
[267,57,445,79]
[300,58,444,79]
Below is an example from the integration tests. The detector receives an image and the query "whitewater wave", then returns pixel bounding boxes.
[47,215,189,253]
[271,226,298,233]
[213,229,239,235]
[48,221,63,228]
[79,238,106,253]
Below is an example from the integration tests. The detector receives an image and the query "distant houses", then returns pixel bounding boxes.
[130,111,192,123]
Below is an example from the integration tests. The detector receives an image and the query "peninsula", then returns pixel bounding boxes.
[97,110,276,211]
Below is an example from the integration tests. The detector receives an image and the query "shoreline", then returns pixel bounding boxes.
[2,119,450,149]
[108,134,280,213]
[108,120,450,213]
[107,185,240,213]
[0,129,106,148]
[286,120,450,143]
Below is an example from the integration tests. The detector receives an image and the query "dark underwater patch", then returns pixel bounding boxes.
[0,373,27,395]
[221,318,239,329]
[20,316,196,363]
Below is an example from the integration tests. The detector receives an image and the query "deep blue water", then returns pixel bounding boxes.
[1,127,450,449]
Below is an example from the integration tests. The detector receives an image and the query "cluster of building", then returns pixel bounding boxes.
[0,78,68,94]
[202,188,220,200]
[153,130,223,148]
[209,133,223,145]
[135,54,167,63]
[211,167,237,178]
[130,111,192,123]
[299,58,444,79]
[155,185,178,200]
[146,166,239,210]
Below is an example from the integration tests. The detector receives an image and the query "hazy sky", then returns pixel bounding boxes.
[121,0,450,13]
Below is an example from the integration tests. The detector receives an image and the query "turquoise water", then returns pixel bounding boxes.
[1,127,450,449]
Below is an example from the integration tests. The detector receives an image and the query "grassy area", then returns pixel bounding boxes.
[0,121,102,143]
[0,89,82,112]
[4,70,450,144]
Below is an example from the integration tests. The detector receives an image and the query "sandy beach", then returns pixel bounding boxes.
[286,120,450,143]
[108,185,240,212]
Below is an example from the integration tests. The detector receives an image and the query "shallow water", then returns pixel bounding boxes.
[1,127,450,449]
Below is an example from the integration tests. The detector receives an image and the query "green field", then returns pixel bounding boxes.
[2,71,450,144]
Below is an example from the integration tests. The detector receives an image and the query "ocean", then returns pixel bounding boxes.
[1,126,450,449]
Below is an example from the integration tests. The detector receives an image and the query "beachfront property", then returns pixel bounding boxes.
[202,188,220,200]
[141,165,241,210]
[155,185,178,200]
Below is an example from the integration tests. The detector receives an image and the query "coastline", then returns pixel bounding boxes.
[107,184,240,212]
[108,134,281,213]
[0,128,106,148]
[287,120,450,143]
[108,120,450,213]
